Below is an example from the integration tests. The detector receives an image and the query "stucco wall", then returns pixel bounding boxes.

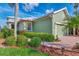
[33,17,52,34]
[53,10,67,37]
[53,11,66,22]
[18,22,24,31]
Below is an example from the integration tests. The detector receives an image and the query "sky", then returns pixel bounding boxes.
[0,3,75,27]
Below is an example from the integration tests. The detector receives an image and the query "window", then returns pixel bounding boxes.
[11,24,14,29]
[27,22,32,31]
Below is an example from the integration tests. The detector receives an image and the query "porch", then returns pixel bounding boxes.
[7,20,33,32]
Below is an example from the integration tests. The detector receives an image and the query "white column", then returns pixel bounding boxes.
[23,22,26,30]
[8,23,12,29]
[31,22,32,31]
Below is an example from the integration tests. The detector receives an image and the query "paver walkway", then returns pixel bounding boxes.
[41,36,79,56]
[42,36,79,49]
[58,36,79,48]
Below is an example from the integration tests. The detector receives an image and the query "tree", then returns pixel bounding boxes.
[66,3,79,36]
[74,3,79,15]
[8,3,19,41]
[66,15,79,36]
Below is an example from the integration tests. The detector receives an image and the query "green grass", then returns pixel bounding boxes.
[0,48,48,56]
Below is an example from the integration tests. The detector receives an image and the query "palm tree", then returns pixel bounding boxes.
[8,3,19,41]
[74,3,79,15]
[74,3,79,35]
[66,15,79,36]
[66,3,79,36]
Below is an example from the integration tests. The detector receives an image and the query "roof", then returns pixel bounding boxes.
[33,7,69,22]
[7,7,69,23]
[19,19,33,22]
[7,17,33,23]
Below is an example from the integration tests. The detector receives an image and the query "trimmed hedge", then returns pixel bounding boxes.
[28,37,41,48]
[17,35,28,47]
[6,36,16,46]
[24,32,55,42]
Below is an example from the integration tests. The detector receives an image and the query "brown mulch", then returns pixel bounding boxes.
[0,39,6,47]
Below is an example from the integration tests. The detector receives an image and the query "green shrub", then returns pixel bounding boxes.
[6,36,16,46]
[29,37,41,48]
[2,27,14,38]
[24,32,36,38]
[45,34,55,42]
[24,32,55,42]
[0,32,4,39]
[17,35,28,47]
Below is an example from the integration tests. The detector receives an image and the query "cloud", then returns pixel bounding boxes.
[26,16,38,20]
[23,3,39,12]
[0,6,12,13]
[45,8,54,14]
[31,11,45,16]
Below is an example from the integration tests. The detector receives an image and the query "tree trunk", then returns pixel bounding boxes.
[14,3,19,41]
[73,27,76,36]
[77,27,79,36]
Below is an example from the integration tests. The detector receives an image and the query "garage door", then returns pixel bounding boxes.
[55,24,66,37]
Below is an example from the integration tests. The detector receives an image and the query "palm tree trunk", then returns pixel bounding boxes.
[14,3,19,41]
[73,27,76,36]
[77,27,79,36]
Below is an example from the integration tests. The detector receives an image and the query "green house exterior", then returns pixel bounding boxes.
[7,7,69,37]
[33,17,52,34]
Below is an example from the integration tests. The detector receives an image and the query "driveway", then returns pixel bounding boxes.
[42,36,79,49]
[54,36,79,48]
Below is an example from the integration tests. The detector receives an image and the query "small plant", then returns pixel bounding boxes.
[6,36,16,46]
[75,43,79,49]
[28,37,41,48]
[0,32,4,39]
[17,35,28,47]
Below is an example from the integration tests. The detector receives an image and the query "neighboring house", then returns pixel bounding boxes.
[7,7,69,37]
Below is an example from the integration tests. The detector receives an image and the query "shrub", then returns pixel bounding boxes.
[24,32,36,38]
[1,27,14,38]
[0,32,4,39]
[46,34,55,42]
[17,35,28,47]
[6,36,16,46]
[28,37,41,48]
[24,32,55,42]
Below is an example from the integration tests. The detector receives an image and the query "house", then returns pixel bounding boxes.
[7,7,69,37]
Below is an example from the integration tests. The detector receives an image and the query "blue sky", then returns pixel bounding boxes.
[0,3,75,27]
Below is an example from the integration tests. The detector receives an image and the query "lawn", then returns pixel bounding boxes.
[0,48,48,56]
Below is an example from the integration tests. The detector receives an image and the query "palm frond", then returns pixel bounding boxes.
[8,3,15,8]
